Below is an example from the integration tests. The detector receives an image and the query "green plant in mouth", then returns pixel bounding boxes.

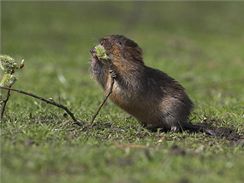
[95,44,109,60]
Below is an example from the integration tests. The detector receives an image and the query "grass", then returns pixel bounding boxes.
[1,2,244,183]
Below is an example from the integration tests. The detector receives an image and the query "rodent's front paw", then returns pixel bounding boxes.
[109,69,117,79]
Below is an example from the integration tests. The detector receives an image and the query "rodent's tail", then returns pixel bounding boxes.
[182,123,216,136]
[182,122,242,141]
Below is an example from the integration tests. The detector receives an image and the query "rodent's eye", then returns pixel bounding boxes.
[117,41,123,46]
[99,38,107,46]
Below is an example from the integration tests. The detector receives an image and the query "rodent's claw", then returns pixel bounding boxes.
[109,69,117,78]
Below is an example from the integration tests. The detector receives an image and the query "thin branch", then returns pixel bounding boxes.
[0,69,15,120]
[0,86,84,126]
[90,77,115,124]
[0,86,11,120]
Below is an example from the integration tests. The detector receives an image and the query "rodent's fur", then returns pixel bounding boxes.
[90,35,202,132]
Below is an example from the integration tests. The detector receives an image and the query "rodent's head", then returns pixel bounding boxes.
[91,35,144,65]
[102,35,143,64]
[90,35,144,87]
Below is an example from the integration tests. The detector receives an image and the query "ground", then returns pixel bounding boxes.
[1,2,244,183]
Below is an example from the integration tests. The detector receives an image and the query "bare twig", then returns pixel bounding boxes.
[0,86,84,126]
[0,86,11,120]
[90,77,115,124]
[0,69,15,120]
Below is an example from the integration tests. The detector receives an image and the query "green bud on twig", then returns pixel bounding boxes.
[0,55,24,120]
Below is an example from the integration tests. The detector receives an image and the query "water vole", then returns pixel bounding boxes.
[90,35,201,132]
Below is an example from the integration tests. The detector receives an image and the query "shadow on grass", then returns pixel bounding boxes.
[17,113,244,146]
[80,118,244,144]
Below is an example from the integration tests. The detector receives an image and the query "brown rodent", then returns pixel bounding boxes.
[90,35,203,132]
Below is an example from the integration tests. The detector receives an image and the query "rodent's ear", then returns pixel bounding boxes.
[136,46,143,55]
[125,39,138,48]
[133,47,143,63]
[122,45,143,64]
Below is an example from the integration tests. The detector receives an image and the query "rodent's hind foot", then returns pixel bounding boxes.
[170,126,181,132]
[143,124,169,133]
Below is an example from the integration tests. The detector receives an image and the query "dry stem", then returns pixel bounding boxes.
[90,77,115,124]
[0,86,84,125]
[0,86,11,120]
